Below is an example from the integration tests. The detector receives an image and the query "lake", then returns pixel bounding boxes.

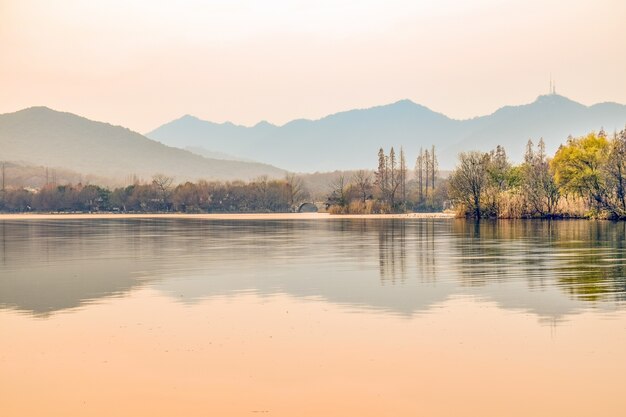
[1,218,625,416]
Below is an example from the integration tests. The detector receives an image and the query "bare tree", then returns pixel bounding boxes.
[328,174,348,208]
[449,151,490,218]
[523,139,560,216]
[606,129,626,216]
[254,175,269,210]
[352,170,373,203]
[1,161,5,192]
[152,174,174,211]
[285,173,307,209]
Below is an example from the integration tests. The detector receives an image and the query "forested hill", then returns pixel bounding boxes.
[147,94,626,171]
[0,107,285,182]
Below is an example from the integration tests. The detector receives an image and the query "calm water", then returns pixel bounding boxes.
[1,218,625,416]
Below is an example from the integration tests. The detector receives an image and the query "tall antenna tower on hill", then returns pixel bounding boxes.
[549,74,557,95]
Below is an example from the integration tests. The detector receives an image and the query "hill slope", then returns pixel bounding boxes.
[147,95,626,170]
[0,107,285,182]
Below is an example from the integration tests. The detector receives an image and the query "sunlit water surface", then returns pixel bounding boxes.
[1,218,625,416]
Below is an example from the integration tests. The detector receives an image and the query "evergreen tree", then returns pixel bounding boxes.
[375,148,388,203]
[399,147,407,208]
[431,145,438,191]
[416,148,424,204]
[389,147,398,207]
[424,148,431,200]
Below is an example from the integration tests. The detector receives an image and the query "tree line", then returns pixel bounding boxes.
[326,146,442,213]
[449,128,626,219]
[3,128,624,219]
[0,174,309,213]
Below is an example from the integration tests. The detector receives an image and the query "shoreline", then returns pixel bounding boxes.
[0,212,455,221]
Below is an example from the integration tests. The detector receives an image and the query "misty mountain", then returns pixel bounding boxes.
[147,95,626,171]
[184,146,257,162]
[148,115,280,160]
[0,161,112,189]
[0,107,285,183]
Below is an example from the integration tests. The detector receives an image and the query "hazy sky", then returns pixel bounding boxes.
[1,0,625,132]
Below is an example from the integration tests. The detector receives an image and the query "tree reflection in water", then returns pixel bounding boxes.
[1,218,624,319]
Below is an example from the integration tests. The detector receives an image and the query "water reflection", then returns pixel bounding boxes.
[451,220,626,303]
[0,218,624,319]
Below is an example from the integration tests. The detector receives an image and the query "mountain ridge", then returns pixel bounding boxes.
[153,95,626,128]
[147,94,626,171]
[0,107,286,183]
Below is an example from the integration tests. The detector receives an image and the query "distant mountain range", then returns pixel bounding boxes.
[0,107,285,183]
[2,95,625,186]
[147,94,626,171]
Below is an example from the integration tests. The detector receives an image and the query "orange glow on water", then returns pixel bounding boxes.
[2,290,625,417]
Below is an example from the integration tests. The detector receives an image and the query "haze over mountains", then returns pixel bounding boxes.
[1,94,625,188]
[0,107,285,184]
[148,94,626,171]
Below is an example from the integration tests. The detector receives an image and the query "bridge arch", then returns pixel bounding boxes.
[297,202,318,213]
